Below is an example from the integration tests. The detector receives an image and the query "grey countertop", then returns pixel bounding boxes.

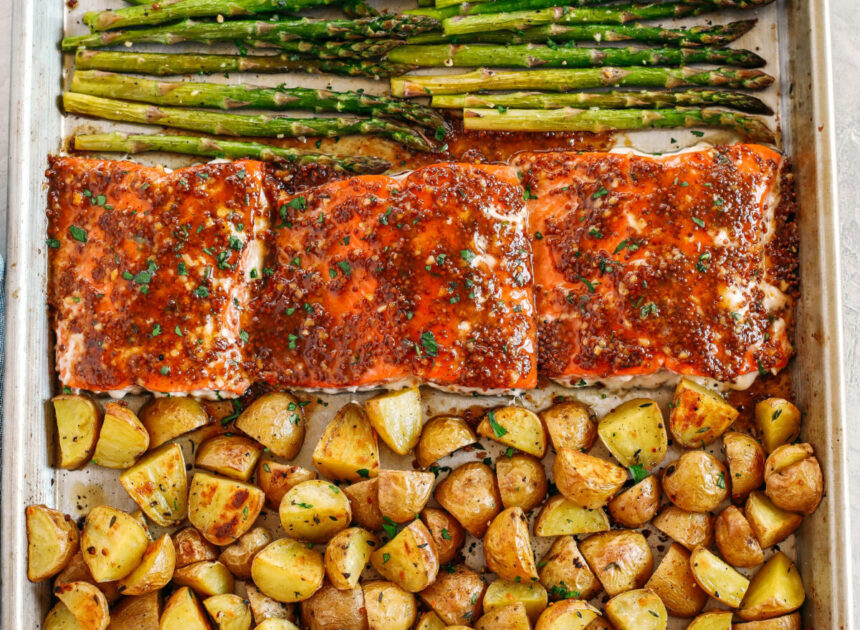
[1,0,858,622]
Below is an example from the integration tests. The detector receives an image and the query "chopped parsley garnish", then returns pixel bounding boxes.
[177,261,188,276]
[286,196,306,210]
[69,226,88,243]
[193,286,210,298]
[420,331,438,357]
[692,217,706,228]
[629,464,648,484]
[580,277,598,293]
[239,330,249,343]
[46,238,60,249]
[592,186,609,199]
[151,324,162,337]
[487,409,507,438]
[337,261,351,276]
[460,249,476,264]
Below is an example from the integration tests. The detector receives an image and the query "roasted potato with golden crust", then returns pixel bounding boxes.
[484,507,538,583]
[363,580,417,630]
[236,392,305,459]
[109,592,161,630]
[669,379,738,448]
[539,401,597,452]
[483,579,548,623]
[416,416,477,468]
[539,535,601,601]
[300,584,368,630]
[53,552,119,605]
[723,432,766,501]
[81,506,148,583]
[218,526,272,580]
[605,589,666,630]
[43,602,84,630]
[580,530,653,597]
[732,613,801,629]
[477,407,547,457]
[686,610,733,630]
[370,520,438,592]
[324,527,378,590]
[54,581,109,630]
[160,587,212,630]
[496,453,548,512]
[344,478,384,532]
[313,402,380,482]
[643,543,706,618]
[414,611,446,630]
[174,527,219,568]
[255,621,300,630]
[188,472,264,545]
[173,560,234,597]
[598,399,667,470]
[138,396,209,449]
[737,552,804,621]
[652,506,714,551]
[434,462,501,537]
[257,460,317,510]
[377,470,434,523]
[119,443,188,527]
[662,451,728,513]
[117,533,175,596]
[245,584,297,625]
[714,506,764,568]
[744,491,803,549]
[475,603,531,630]
[252,538,325,603]
[534,495,609,537]
[92,402,149,469]
[689,547,749,607]
[554,449,626,509]
[26,504,78,582]
[203,593,252,630]
[754,398,801,454]
[196,435,263,482]
[763,443,823,515]
[420,508,465,565]
[364,387,422,456]
[53,394,103,470]
[608,476,660,529]
[279,480,351,543]
[419,564,485,625]
[535,600,600,630]
[585,618,615,630]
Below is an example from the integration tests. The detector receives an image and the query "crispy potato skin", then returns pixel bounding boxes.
[764,443,823,515]
[92,402,149,469]
[714,506,764,568]
[434,462,501,537]
[662,451,728,513]
[580,530,653,597]
[279,480,352,543]
[418,564,486,625]
[484,507,538,583]
[108,592,161,629]
[138,396,208,449]
[475,602,531,630]
[160,586,213,630]
[174,527,219,568]
[686,610,733,630]
[53,394,103,470]
[195,435,263,482]
[608,476,660,529]
[539,401,597,452]
[26,504,79,583]
[597,398,667,470]
[324,527,378,590]
[690,547,749,608]
[43,601,83,630]
[218,526,272,580]
[496,453,547,512]
[538,536,601,601]
[245,584,297,625]
[669,379,738,448]
[54,580,110,630]
[257,460,317,510]
[236,392,305,459]
[362,581,417,630]
[723,432,766,501]
[483,579,548,623]
[53,551,120,605]
[553,449,626,509]
[312,402,380,482]
[737,552,805,621]
[416,416,477,468]
[420,508,465,565]
[744,491,803,549]
[652,506,714,551]
[534,495,609,537]
[732,613,801,629]
[119,443,188,527]
[300,584,369,630]
[535,600,600,630]
[117,534,175,596]
[754,398,801,454]
[377,470,435,524]
[605,589,667,630]
[81,506,148,583]
[643,543,707,618]
[414,611,446,630]
[251,538,325,604]
[188,472,265,546]
[370,520,439,593]
[477,406,547,457]
[343,478,384,532]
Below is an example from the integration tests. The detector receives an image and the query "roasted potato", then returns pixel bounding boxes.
[188,471,265,545]
[138,396,208,449]
[585,618,615,630]
[580,530,653,597]
[534,495,609,537]
[257,459,317,510]
[363,580,417,630]
[477,407,547,457]
[54,581,109,630]
[377,470,434,523]
[370,519,438,592]
[299,584,368,630]
[685,610,733,630]
[117,533,174,596]
[598,399,667,470]
[26,504,78,582]
[539,535,601,601]
[196,435,263,482]
[535,600,600,630]
[754,398,801,454]
[218,526,272,580]
[108,592,161,629]
[92,402,149,469]
[484,507,538,583]
[643,543,706,618]
[236,392,305,459]
[723,432,766,501]
[53,551,119,605]
[554,449,626,509]
[173,560,234,597]
[608,475,660,529]
[414,611,446,630]
[53,394,103,469]
[434,462,501,537]
[43,602,84,630]
[496,453,548,511]
[364,387,422,455]
[714,506,764,567]
[312,402,380,482]
[81,506,148,582]
[475,603,531,630]
[160,587,212,630]
[419,564,486,625]
[203,594,252,630]
[279,480,351,543]
[255,621,300,630]
[652,506,714,551]
[605,589,666,630]
[252,538,325,603]
[324,527,378,590]
[662,451,728,513]
[119,442,188,527]
[744,491,803,549]
[669,379,738,448]
[245,584,297,625]
[416,416,477,468]
[689,547,749,607]
[732,613,801,629]
[763,443,823,515]
[539,401,597,452]
[343,478,384,532]
[483,579,548,623]
[420,508,465,565]
[174,527,219,568]
[737,552,804,621]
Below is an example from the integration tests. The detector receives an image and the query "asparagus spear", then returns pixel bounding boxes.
[462,106,775,142]
[74,132,390,173]
[71,70,446,130]
[63,93,434,152]
[62,15,440,50]
[387,44,766,68]
[406,20,757,47]
[433,89,773,114]
[391,67,775,97]
[75,50,415,77]
[342,0,379,17]
[411,0,616,19]
[432,0,771,9]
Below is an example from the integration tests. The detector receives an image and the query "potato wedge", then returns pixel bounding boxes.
[188,471,265,545]
[107,592,161,629]
[598,399,667,470]
[732,613,801,629]
[203,594,252,630]
[496,453,548,511]
[580,530,653,597]
[737,552,804,621]
[257,459,317,510]
[173,560,234,597]
[312,402,379,482]
[419,564,485,625]
[254,621,299,630]
[416,416,477,468]
[415,611,446,630]
[484,579,548,622]
[279,480,351,543]
[92,403,149,469]
[669,379,738,448]
[53,394,103,469]
[364,387,422,455]
[744,492,803,549]
[344,478,384,532]
[236,392,305,459]
[251,538,325,603]
[44,602,84,630]
[689,547,749,607]
[54,581,109,630]
[434,462,501,537]
[363,581,416,630]
[686,610,733,630]
[174,527,219,568]
[652,506,714,552]
[534,495,609,537]
[539,401,597,452]
[535,600,600,630]
[585,618,615,630]
[484,507,538,583]
[218,526,272,580]
[608,476,661,529]
[723,432,766,501]
[117,534,175,596]
[81,506,148,582]
[662,451,728,513]
[764,443,823,515]
[300,584,368,630]
[377,470,434,523]
[53,551,119,605]
[245,584,296,625]
[643,543,706,618]
[554,449,626,509]
[324,527,378,590]
[754,398,801,454]
[605,589,666,630]
[160,587,212,630]
[26,504,78,582]
[119,443,188,527]
[475,603,531,630]
[715,506,764,568]
[196,435,263,482]
[138,396,209,449]
[539,535,601,601]
[477,406,547,457]
[420,508,465,565]
[370,519,438,592]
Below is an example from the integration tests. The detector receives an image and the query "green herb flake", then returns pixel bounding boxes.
[487,409,508,438]
[69,226,88,243]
